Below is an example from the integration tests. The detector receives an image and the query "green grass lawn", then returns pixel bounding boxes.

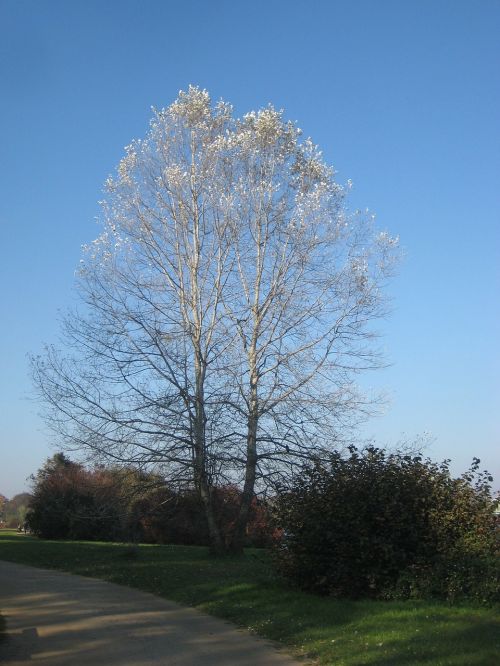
[1,529,498,665]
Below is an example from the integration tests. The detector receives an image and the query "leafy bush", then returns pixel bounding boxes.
[27,454,122,540]
[272,447,499,602]
[27,455,273,547]
[131,484,272,547]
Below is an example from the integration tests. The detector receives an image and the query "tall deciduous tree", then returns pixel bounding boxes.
[32,87,399,553]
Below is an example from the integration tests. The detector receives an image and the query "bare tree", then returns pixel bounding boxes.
[32,87,399,553]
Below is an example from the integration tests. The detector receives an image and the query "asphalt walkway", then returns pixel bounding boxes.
[0,560,301,665]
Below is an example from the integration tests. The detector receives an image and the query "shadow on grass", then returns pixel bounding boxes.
[0,612,7,644]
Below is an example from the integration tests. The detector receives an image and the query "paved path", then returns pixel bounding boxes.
[0,561,301,665]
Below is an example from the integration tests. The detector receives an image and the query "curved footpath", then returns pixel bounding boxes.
[0,560,302,665]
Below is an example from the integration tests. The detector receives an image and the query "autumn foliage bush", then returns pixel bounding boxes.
[272,447,499,603]
[27,454,124,540]
[128,484,271,547]
[27,455,272,547]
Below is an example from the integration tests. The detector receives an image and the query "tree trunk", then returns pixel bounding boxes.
[194,437,225,554]
[199,480,225,555]
[229,394,258,554]
[192,349,225,555]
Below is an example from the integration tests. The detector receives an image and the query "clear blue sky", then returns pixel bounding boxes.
[1,0,499,497]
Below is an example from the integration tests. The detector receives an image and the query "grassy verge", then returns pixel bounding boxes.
[1,529,498,665]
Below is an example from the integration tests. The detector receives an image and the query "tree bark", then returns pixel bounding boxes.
[229,372,259,554]
[193,342,225,554]
[199,480,225,555]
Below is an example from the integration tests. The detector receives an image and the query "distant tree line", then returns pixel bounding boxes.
[0,492,31,528]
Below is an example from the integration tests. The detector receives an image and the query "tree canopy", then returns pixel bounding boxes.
[32,87,399,552]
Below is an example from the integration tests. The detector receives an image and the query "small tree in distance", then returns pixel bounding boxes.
[31,87,399,553]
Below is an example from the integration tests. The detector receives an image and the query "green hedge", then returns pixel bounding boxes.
[272,447,499,603]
